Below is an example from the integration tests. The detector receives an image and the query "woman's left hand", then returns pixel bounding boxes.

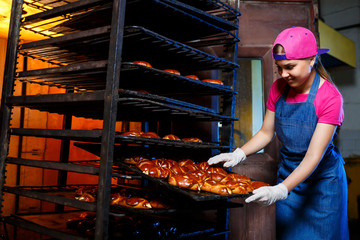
[245,183,288,206]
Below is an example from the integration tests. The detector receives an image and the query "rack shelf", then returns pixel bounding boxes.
[0,0,240,239]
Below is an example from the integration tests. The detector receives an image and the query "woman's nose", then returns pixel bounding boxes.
[281,70,290,78]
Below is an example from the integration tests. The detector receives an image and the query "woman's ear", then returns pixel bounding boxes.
[310,56,316,67]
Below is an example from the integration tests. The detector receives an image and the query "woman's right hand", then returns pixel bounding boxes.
[207,148,246,167]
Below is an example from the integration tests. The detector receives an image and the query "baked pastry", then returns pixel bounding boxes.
[122,197,152,209]
[196,162,210,171]
[169,165,189,175]
[145,166,170,179]
[200,179,232,195]
[162,134,180,140]
[178,159,195,167]
[185,75,199,80]
[251,181,270,189]
[206,167,227,176]
[140,132,160,139]
[182,137,202,143]
[121,131,143,137]
[227,173,251,183]
[163,69,181,75]
[168,174,199,191]
[149,199,170,209]
[202,79,224,85]
[153,158,173,168]
[136,159,155,172]
[110,193,125,205]
[123,156,146,165]
[77,193,96,202]
[133,61,152,67]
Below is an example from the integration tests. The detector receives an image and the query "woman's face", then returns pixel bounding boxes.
[275,57,315,93]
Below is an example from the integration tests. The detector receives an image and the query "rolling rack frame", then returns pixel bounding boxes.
[0,0,240,239]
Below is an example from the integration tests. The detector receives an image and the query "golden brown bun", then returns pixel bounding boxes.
[136,159,155,172]
[185,75,199,80]
[153,158,172,168]
[200,180,232,195]
[202,79,224,85]
[140,132,160,139]
[196,162,210,171]
[146,166,170,179]
[123,197,152,209]
[251,181,270,189]
[163,69,181,75]
[150,200,170,209]
[121,131,143,137]
[110,193,125,205]
[168,174,199,191]
[178,159,195,167]
[123,156,146,165]
[169,165,189,175]
[133,61,152,67]
[182,137,202,143]
[162,134,180,140]
[228,173,251,183]
[77,193,96,202]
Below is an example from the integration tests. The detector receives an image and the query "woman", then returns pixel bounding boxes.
[208,26,349,239]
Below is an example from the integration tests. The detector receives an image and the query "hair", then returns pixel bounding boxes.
[273,44,334,84]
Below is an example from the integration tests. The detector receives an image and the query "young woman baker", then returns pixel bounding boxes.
[208,26,349,240]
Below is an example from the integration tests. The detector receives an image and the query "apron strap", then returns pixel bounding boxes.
[306,72,320,103]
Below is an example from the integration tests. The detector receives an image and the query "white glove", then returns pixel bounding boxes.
[207,148,246,167]
[245,183,288,206]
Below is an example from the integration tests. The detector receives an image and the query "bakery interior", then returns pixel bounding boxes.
[0,0,359,239]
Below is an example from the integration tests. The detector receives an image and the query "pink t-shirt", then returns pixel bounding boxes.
[267,78,344,126]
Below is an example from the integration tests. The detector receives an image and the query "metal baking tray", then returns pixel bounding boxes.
[3,184,175,215]
[120,62,235,95]
[118,90,217,113]
[176,0,239,15]
[15,59,236,95]
[18,25,238,69]
[22,0,239,43]
[3,184,242,215]
[9,129,230,150]
[122,26,238,70]
[7,91,236,122]
[115,161,250,201]
[4,211,230,240]
[5,158,142,180]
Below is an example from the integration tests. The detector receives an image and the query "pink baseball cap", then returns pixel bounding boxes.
[272,26,329,60]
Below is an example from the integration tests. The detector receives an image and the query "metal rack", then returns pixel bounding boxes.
[0,0,240,239]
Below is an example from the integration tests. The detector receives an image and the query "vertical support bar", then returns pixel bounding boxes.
[15,56,27,215]
[218,2,240,240]
[94,0,126,239]
[0,0,24,217]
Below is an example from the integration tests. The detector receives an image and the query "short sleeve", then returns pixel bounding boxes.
[266,78,287,112]
[316,84,344,126]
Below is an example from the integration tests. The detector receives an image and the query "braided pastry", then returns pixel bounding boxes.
[162,134,180,140]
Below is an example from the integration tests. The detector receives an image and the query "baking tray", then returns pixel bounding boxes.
[9,129,230,150]
[19,25,238,69]
[15,60,236,95]
[8,92,236,122]
[122,26,238,70]
[114,161,250,201]
[121,62,235,95]
[4,211,230,240]
[6,157,142,180]
[22,0,239,43]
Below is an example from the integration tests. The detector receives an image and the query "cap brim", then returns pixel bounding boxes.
[317,48,330,55]
[273,54,287,60]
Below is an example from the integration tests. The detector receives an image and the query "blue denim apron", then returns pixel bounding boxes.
[274,73,349,240]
